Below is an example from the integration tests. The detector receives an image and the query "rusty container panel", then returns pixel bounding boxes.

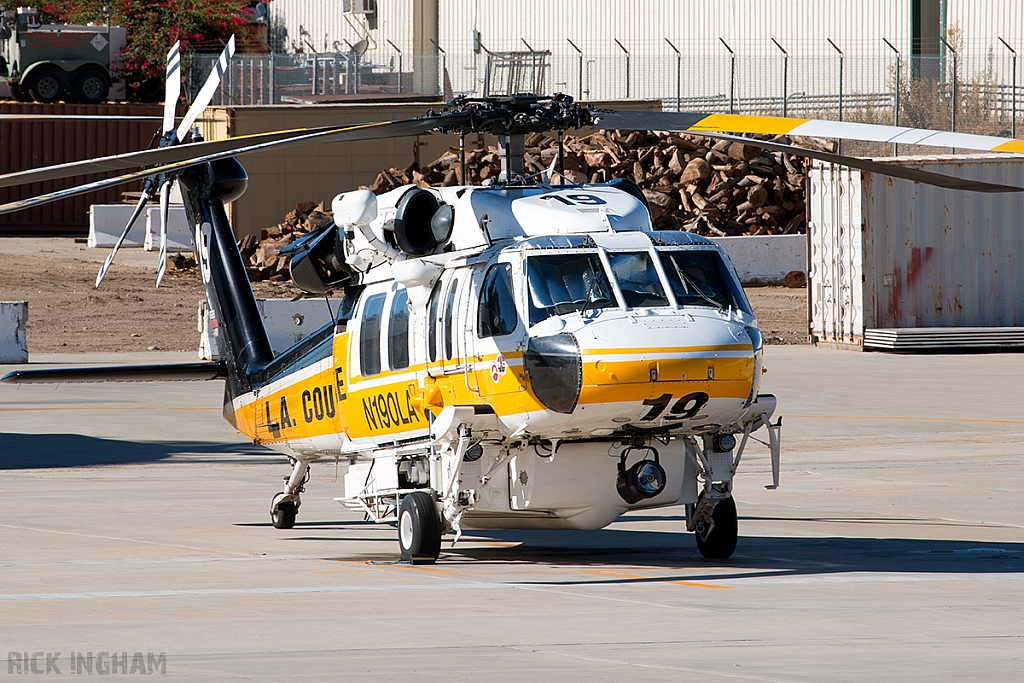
[0,102,164,234]
[810,155,1024,346]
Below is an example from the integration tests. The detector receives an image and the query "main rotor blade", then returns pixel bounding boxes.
[0,115,468,215]
[593,110,1024,156]
[163,41,182,135]
[95,193,150,288]
[0,112,459,190]
[0,115,163,120]
[176,35,234,142]
[698,131,1024,193]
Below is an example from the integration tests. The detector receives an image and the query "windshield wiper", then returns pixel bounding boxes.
[668,257,724,310]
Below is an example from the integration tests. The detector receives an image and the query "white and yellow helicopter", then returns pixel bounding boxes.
[3,54,1023,563]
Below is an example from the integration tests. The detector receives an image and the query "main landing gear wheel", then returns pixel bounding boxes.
[398,491,442,564]
[694,495,738,560]
[271,499,297,529]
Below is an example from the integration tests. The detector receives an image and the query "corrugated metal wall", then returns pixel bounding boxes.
[0,103,164,234]
[809,156,1024,345]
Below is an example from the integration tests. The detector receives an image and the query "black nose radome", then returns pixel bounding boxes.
[524,333,582,414]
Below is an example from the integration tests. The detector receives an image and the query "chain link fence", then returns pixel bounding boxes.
[188,45,1022,151]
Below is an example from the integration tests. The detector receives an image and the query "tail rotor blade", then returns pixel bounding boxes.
[155,181,171,288]
[96,193,149,288]
[176,35,235,142]
[163,41,182,135]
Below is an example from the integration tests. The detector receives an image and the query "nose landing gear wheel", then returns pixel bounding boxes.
[694,495,738,559]
[271,501,297,529]
[398,491,442,564]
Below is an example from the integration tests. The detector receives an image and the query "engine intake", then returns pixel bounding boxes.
[389,188,454,256]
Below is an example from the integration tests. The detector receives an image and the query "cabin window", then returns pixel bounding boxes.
[477,263,518,338]
[359,293,386,376]
[426,278,442,362]
[607,251,669,307]
[658,249,751,313]
[526,253,616,326]
[388,288,410,370]
[442,277,460,360]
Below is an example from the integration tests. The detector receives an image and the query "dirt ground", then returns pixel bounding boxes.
[0,238,808,354]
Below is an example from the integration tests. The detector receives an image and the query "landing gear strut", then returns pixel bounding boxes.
[398,491,442,564]
[270,458,310,530]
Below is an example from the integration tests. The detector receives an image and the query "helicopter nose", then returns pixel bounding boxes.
[523,333,582,414]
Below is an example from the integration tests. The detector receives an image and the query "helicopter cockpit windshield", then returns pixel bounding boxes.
[527,253,616,325]
[657,249,751,313]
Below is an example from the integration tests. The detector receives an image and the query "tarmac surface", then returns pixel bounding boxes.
[2,347,1023,681]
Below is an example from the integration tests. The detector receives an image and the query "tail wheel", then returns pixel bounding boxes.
[271,501,297,529]
[694,495,738,559]
[398,491,442,564]
[74,68,109,104]
[27,66,64,103]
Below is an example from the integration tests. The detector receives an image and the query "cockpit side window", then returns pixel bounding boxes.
[658,249,751,313]
[607,251,669,308]
[526,253,616,326]
[477,263,519,338]
[388,288,410,370]
[358,292,387,376]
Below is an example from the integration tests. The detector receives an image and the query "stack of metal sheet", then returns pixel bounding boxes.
[864,327,1024,350]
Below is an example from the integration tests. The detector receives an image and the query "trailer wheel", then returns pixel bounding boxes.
[8,83,33,102]
[398,491,442,564]
[27,66,63,103]
[74,68,109,104]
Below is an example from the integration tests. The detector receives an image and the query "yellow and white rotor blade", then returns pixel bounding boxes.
[593,111,1024,156]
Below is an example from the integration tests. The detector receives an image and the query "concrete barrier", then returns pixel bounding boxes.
[710,234,806,285]
[145,205,193,252]
[0,301,28,363]
[88,205,147,248]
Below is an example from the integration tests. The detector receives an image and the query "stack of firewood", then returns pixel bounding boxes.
[369,130,825,236]
[244,131,825,281]
[238,200,333,281]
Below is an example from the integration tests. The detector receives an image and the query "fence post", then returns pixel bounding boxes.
[999,38,1017,139]
[719,38,735,113]
[387,39,402,94]
[269,52,275,104]
[614,39,630,99]
[883,38,901,155]
[772,38,789,116]
[827,38,844,154]
[430,39,446,97]
[665,38,681,112]
[567,39,583,100]
[939,35,957,152]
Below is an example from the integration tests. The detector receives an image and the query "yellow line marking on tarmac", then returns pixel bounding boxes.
[782,413,1024,425]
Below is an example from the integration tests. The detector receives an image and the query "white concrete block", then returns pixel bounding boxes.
[0,301,28,363]
[88,204,148,248]
[145,206,193,252]
[711,234,806,285]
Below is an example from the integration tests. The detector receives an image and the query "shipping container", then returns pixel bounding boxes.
[808,156,1024,350]
[0,102,164,234]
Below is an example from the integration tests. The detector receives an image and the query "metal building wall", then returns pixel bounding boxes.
[0,103,164,234]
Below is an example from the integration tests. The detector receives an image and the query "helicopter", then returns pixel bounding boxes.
[2,52,1023,565]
